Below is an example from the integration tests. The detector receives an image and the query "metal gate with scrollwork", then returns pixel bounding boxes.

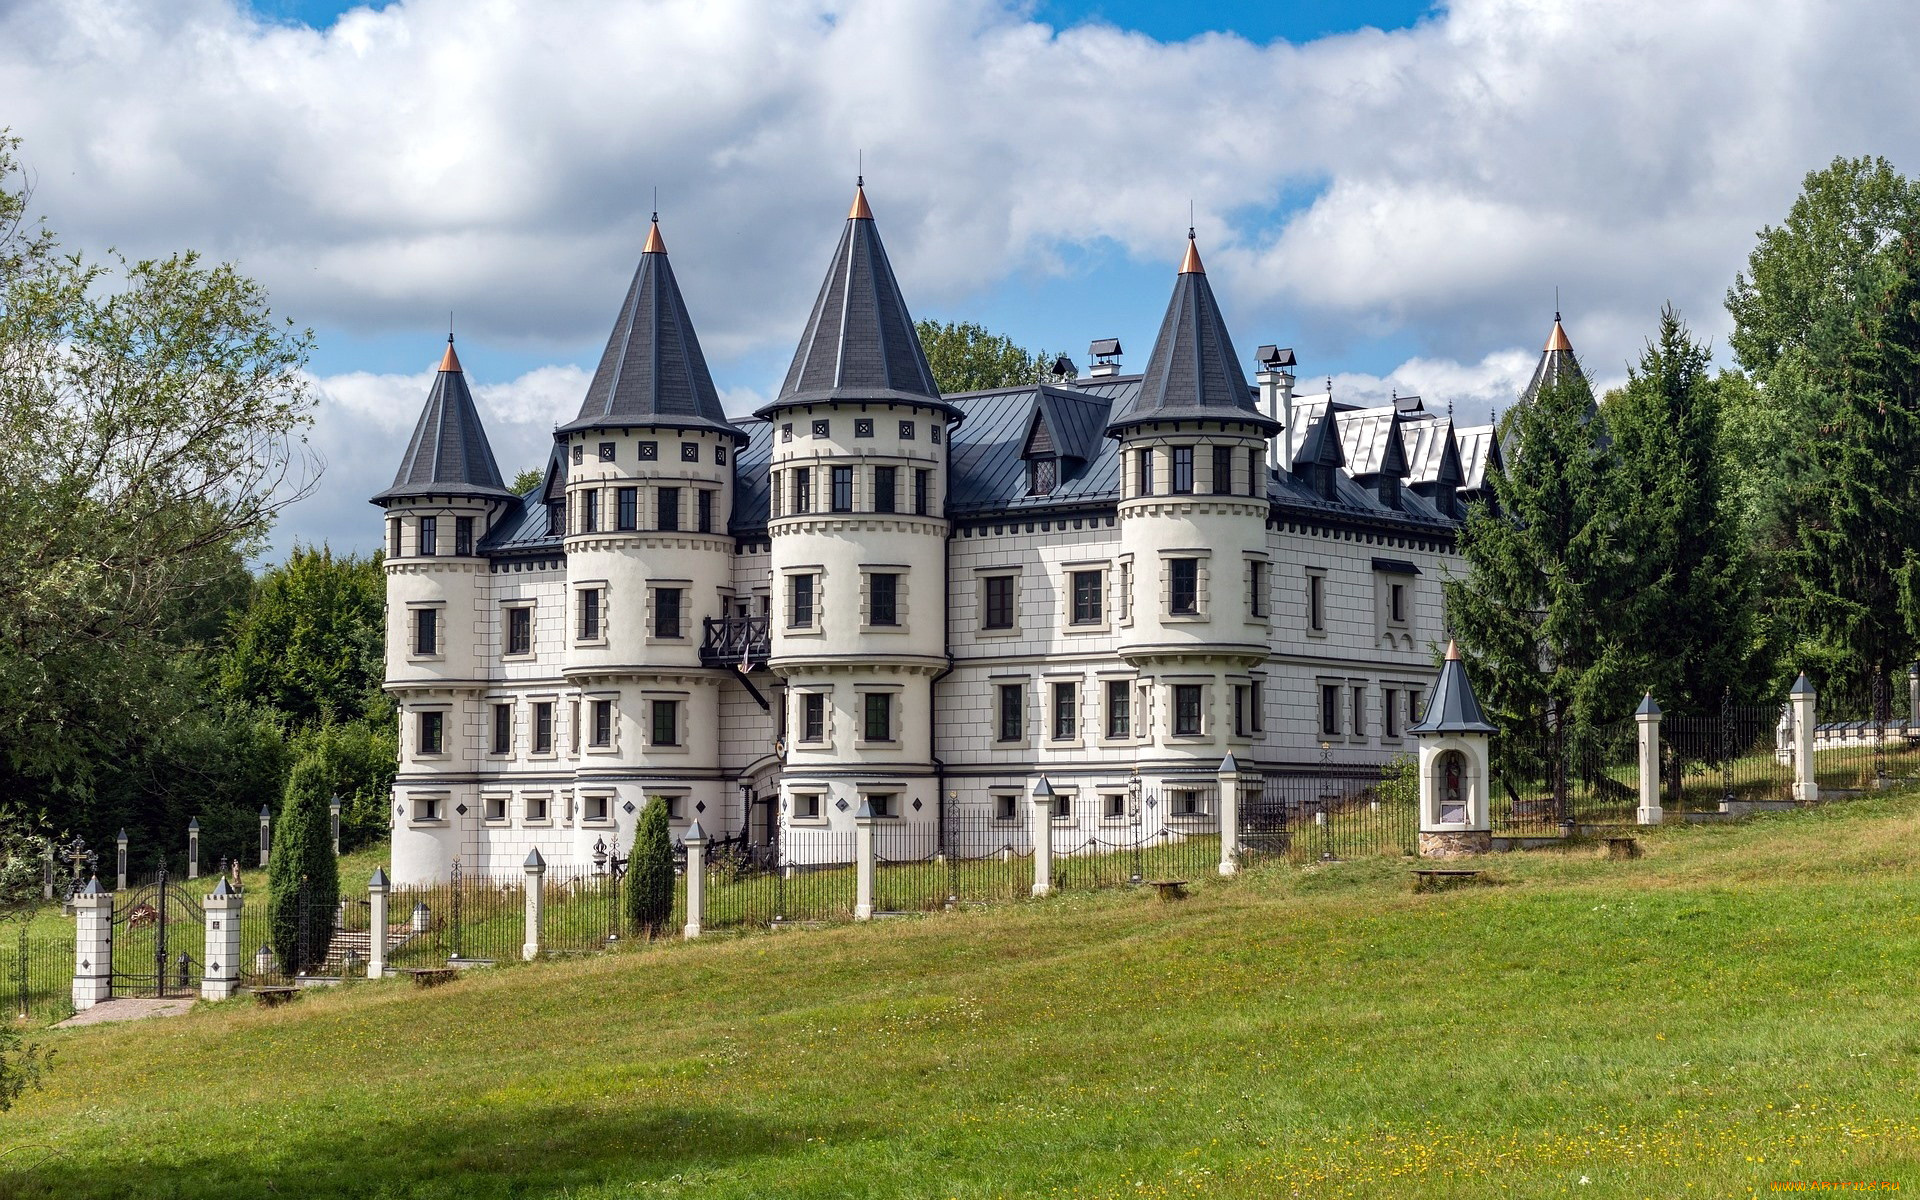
[110,869,204,999]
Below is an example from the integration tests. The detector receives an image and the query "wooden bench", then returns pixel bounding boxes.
[1412,868,1482,893]
[399,967,457,989]
[252,986,299,1007]
[1606,836,1640,860]
[1148,879,1188,902]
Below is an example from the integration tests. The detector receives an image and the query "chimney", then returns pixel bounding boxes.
[1255,345,1296,472]
[1088,337,1123,378]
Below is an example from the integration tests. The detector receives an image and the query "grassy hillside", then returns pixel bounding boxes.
[6,797,1920,1199]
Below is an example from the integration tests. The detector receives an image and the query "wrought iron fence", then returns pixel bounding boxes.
[936,798,1033,906]
[1257,773,1411,860]
[1814,671,1920,792]
[1490,717,1639,834]
[4,920,74,1023]
[110,868,204,999]
[1659,696,1794,813]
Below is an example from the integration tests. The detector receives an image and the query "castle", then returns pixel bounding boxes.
[374,183,1574,884]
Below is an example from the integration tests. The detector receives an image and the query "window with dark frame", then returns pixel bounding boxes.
[418,516,438,556]
[863,692,893,742]
[899,420,915,440]
[1408,688,1423,724]
[1169,558,1199,616]
[387,519,400,558]
[591,699,612,747]
[454,516,474,555]
[651,700,679,746]
[414,607,439,656]
[1051,681,1077,741]
[681,442,700,462]
[792,467,811,514]
[1390,582,1406,624]
[578,588,602,641]
[637,441,657,460]
[617,487,638,530]
[794,793,822,820]
[789,573,816,628]
[654,587,683,639]
[1172,446,1194,493]
[571,443,584,464]
[983,575,1015,629]
[547,502,563,536]
[1106,680,1131,738]
[1309,572,1326,631]
[1136,448,1154,496]
[1212,444,1234,495]
[507,607,532,656]
[1250,560,1269,618]
[491,703,511,754]
[801,692,825,742]
[1028,458,1057,496]
[697,489,714,533]
[1351,685,1366,741]
[868,573,898,626]
[914,469,930,515]
[874,466,897,513]
[533,702,554,754]
[418,710,444,755]
[1234,685,1249,737]
[812,419,830,438]
[581,488,599,533]
[1070,570,1103,625]
[1320,684,1340,736]
[658,487,681,531]
[997,684,1023,742]
[1173,684,1203,737]
[831,466,853,512]
[1385,687,1400,738]
[597,442,615,462]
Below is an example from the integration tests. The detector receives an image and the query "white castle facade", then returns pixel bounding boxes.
[375,186,1566,884]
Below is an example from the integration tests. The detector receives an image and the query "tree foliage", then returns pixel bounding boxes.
[915,320,1051,394]
[268,757,340,974]
[510,467,545,495]
[220,546,386,726]
[285,720,398,855]
[624,797,673,937]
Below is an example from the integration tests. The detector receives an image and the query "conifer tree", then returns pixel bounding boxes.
[1608,305,1760,716]
[624,796,673,938]
[267,756,340,974]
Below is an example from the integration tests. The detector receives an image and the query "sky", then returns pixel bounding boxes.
[2,0,1917,559]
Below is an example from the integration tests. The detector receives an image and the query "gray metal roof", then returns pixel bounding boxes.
[373,341,514,504]
[1454,424,1501,491]
[762,186,952,417]
[1336,408,1409,479]
[1409,645,1496,734]
[1398,415,1461,487]
[478,443,564,553]
[559,221,745,441]
[1106,237,1279,436]
[729,419,774,538]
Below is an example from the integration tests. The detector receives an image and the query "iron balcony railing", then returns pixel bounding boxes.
[700,615,770,668]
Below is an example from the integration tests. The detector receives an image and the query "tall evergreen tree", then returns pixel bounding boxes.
[268,757,340,974]
[624,796,673,938]
[1608,306,1759,715]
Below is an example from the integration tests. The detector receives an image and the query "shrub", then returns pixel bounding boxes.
[624,797,673,938]
[268,756,340,973]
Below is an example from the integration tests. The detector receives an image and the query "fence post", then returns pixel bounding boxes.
[367,868,389,979]
[330,794,342,857]
[1216,754,1241,877]
[259,805,272,868]
[854,802,878,920]
[682,821,707,939]
[1908,663,1919,733]
[71,877,113,1012]
[522,849,545,962]
[1790,672,1819,804]
[1030,777,1055,896]
[1635,694,1663,826]
[202,878,243,1000]
[115,829,128,892]
[187,818,200,880]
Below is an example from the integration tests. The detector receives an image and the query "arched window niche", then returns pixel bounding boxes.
[1420,740,1484,829]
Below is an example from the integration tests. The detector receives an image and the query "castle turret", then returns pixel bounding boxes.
[373,338,516,880]
[757,183,958,841]
[552,216,747,853]
[1108,232,1279,778]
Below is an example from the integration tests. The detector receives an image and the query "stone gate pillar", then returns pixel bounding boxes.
[71,878,113,1012]
[1412,642,1495,859]
[202,878,243,1000]
[854,802,878,921]
[521,849,545,962]
[1790,672,1819,804]
[1635,694,1663,826]
[1216,754,1241,877]
[1030,777,1055,896]
[682,821,707,940]
[367,867,389,979]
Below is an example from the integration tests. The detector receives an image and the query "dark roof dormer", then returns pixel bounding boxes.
[758,182,957,420]
[1289,404,1345,500]
[372,337,514,506]
[559,216,745,443]
[1106,231,1281,438]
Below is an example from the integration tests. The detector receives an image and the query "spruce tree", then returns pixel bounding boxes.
[1608,305,1759,717]
[267,756,340,974]
[624,796,673,938]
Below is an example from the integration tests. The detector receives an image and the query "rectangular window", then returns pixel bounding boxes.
[1320,685,1340,736]
[454,516,474,555]
[1051,681,1077,741]
[868,573,898,626]
[578,588,602,641]
[1249,679,1263,733]
[1390,582,1406,624]
[485,795,508,823]
[581,489,599,533]
[1247,447,1262,497]
[1385,688,1401,738]
[414,608,439,656]
[866,794,899,819]
[599,441,616,462]
[1308,572,1326,632]
[533,702,554,754]
[1070,570,1103,625]
[617,487,638,530]
[1173,684,1203,737]
[789,573,816,628]
[1028,458,1057,497]
[590,699,612,747]
[1172,446,1194,494]
[1105,680,1131,739]
[697,489,714,533]
[1408,688,1423,724]
[794,793,823,821]
[658,487,681,531]
[1212,444,1234,495]
[547,502,563,536]
[527,795,550,823]
[570,699,580,754]
[801,693,825,743]
[914,469,930,515]
[831,466,853,512]
[651,700,679,747]
[1118,559,1132,622]
[1105,792,1127,819]
[583,795,609,823]
[1136,449,1154,496]
[418,516,438,556]
[1250,560,1270,618]
[490,704,511,755]
[1352,685,1366,741]
[873,466,897,513]
[417,710,444,755]
[995,794,1018,822]
[1173,790,1200,816]
[1234,685,1250,737]
[863,693,893,742]
[506,607,532,656]
[792,467,812,514]
[1169,558,1199,616]
[983,576,1015,630]
[654,587,683,639]
[997,684,1024,742]
[387,518,401,558]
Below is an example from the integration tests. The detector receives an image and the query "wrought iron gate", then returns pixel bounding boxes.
[110,868,204,999]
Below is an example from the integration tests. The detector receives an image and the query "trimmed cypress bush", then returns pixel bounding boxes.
[268,756,340,973]
[624,796,673,938]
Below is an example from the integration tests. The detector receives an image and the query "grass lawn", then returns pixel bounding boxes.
[6,795,1920,1198]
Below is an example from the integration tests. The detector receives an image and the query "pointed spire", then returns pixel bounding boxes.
[560,217,744,441]
[1545,312,1572,352]
[372,337,513,504]
[1108,231,1279,437]
[1520,310,1587,409]
[763,183,952,416]
[1410,642,1496,735]
[1445,638,1461,661]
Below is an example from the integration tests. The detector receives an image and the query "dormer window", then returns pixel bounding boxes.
[1028,457,1057,497]
[1315,463,1336,501]
[1379,476,1401,510]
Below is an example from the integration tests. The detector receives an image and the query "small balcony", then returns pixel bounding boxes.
[701,615,770,669]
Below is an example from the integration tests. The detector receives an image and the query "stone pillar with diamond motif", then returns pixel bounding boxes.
[202,878,243,1000]
[71,878,113,1011]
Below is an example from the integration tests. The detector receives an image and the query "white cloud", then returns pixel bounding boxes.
[1,0,1915,553]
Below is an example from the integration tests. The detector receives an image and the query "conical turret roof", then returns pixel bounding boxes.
[1409,640,1496,735]
[1520,312,1588,406]
[1107,232,1279,436]
[759,183,954,418]
[560,217,744,442]
[373,338,514,504]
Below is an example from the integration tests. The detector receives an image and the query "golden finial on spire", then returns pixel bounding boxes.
[1179,228,1205,275]
[1545,313,1572,352]
[438,334,462,374]
[643,215,666,254]
[1445,639,1461,661]
[849,180,873,220]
